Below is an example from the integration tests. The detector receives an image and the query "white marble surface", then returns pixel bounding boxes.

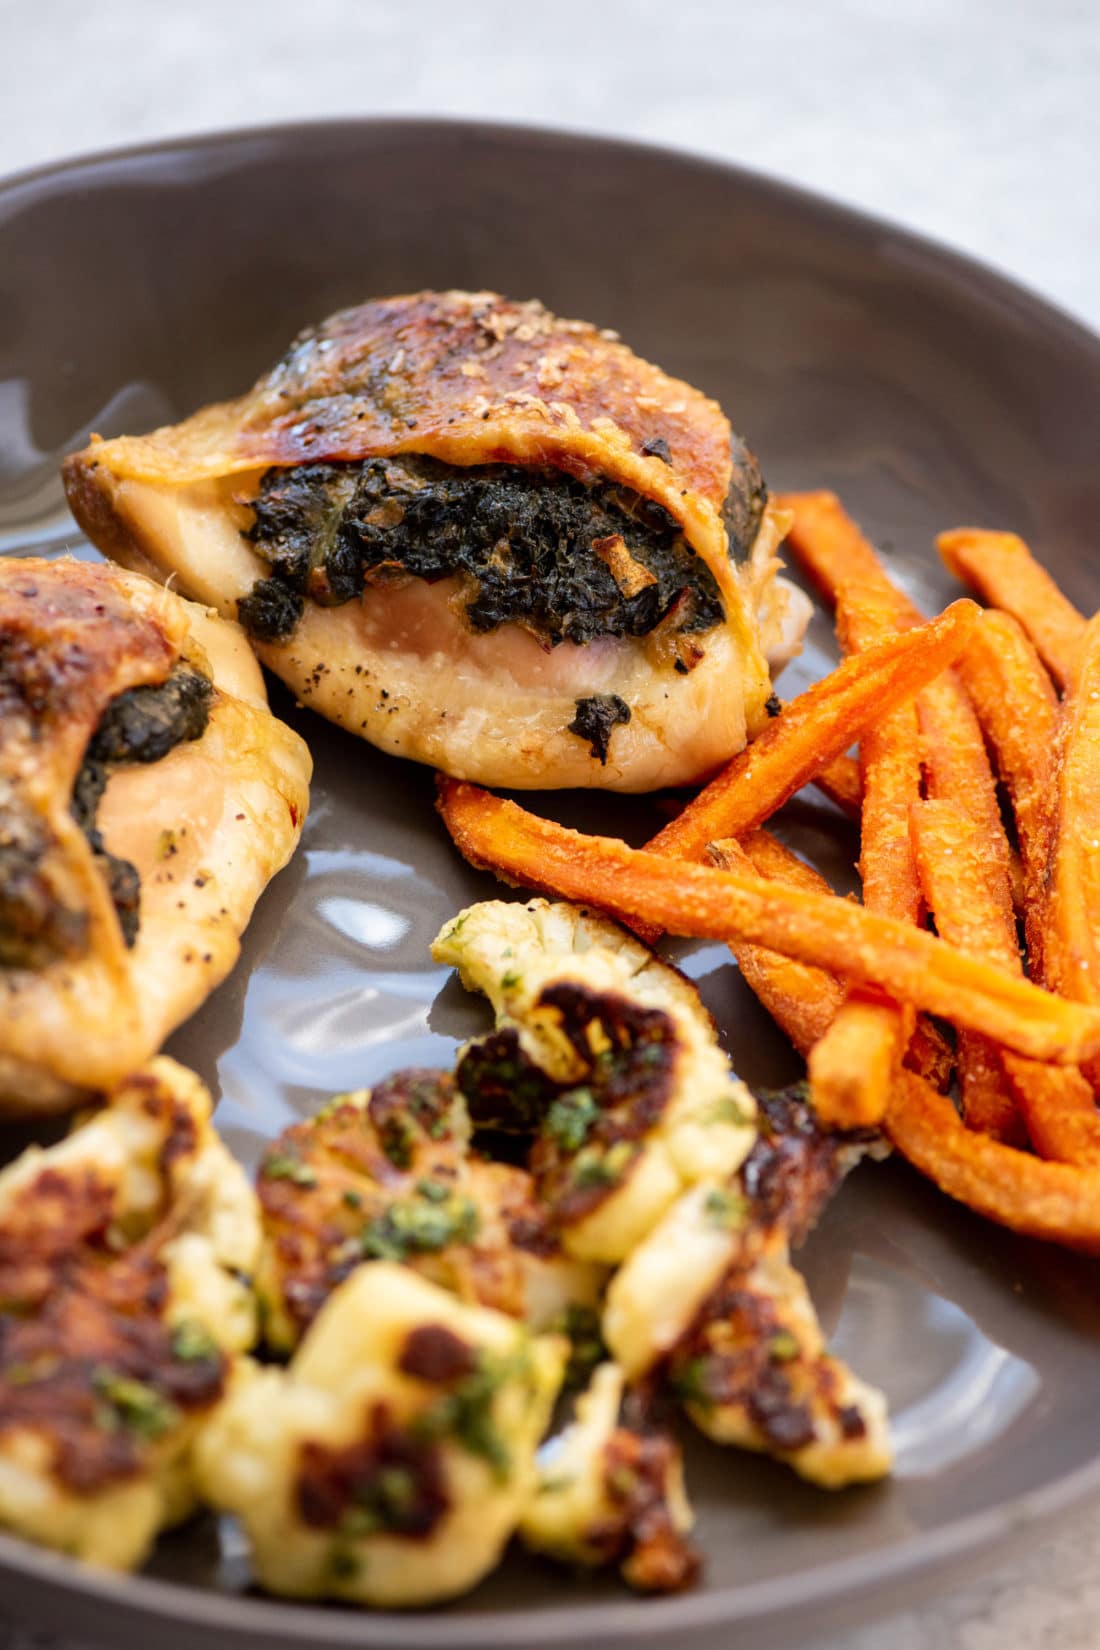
[1,2,1100,1647]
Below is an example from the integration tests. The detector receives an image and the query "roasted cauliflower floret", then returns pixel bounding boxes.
[433,899,756,1262]
[670,1249,891,1489]
[0,1057,261,1568]
[196,1262,565,1605]
[254,1068,602,1353]
[608,1087,891,1488]
[521,1361,698,1593]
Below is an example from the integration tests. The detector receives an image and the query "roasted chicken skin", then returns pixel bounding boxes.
[0,558,311,1114]
[63,290,806,791]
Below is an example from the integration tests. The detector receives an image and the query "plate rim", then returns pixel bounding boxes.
[3,111,1100,1648]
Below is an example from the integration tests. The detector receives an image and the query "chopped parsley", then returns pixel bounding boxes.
[412,1352,521,1478]
[552,1302,606,1390]
[360,1190,479,1261]
[707,1092,756,1129]
[703,1186,748,1230]
[544,1087,600,1153]
[92,1368,181,1440]
[261,1150,318,1187]
[670,1356,713,1409]
[769,1329,802,1363]
[171,1320,220,1363]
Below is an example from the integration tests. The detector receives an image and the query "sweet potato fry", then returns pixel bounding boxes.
[437,777,1100,1065]
[785,498,1017,1131]
[938,528,1087,693]
[917,670,1015,915]
[811,546,939,1128]
[643,599,978,867]
[907,1017,955,1092]
[1039,611,1100,1012]
[715,831,951,1088]
[807,697,921,1128]
[885,1069,1100,1254]
[710,834,844,1054]
[779,493,921,625]
[1002,1059,1100,1169]
[812,752,862,817]
[955,609,1059,980]
[909,799,1023,1144]
[910,795,1100,1162]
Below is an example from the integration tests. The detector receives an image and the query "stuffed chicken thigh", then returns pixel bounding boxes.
[64,290,806,791]
[0,558,311,1113]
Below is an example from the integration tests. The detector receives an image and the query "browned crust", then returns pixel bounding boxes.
[62,292,750,615]
[296,1400,450,1539]
[0,1070,227,1493]
[0,558,176,797]
[72,292,731,506]
[258,1070,558,1340]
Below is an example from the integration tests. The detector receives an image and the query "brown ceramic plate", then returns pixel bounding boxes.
[2,118,1100,1650]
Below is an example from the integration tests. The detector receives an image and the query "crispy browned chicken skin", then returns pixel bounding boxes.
[0,558,311,1113]
[64,291,804,791]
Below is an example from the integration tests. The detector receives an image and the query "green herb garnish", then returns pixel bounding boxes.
[92,1368,181,1440]
[171,1321,220,1363]
[544,1087,600,1153]
[261,1151,318,1187]
[703,1186,748,1230]
[769,1329,801,1363]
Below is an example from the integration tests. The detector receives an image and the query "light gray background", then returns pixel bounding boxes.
[1,1,1099,1646]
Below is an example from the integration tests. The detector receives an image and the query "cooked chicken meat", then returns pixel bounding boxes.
[0,1058,260,1568]
[254,1067,602,1353]
[195,1262,565,1606]
[608,1088,892,1488]
[521,1361,698,1593]
[63,290,808,792]
[433,899,757,1262]
[0,557,311,1114]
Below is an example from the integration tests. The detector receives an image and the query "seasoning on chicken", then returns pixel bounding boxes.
[63,290,809,792]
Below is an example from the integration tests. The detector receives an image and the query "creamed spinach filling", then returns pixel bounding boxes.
[237,449,765,650]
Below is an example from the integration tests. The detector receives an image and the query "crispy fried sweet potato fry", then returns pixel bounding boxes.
[709,834,844,1054]
[807,697,921,1129]
[437,778,1100,1064]
[784,498,1016,1131]
[1039,611,1100,1014]
[910,800,1023,1144]
[1002,1060,1100,1169]
[938,528,1087,693]
[642,600,978,868]
[913,643,1026,1143]
[955,610,1059,974]
[812,752,863,817]
[809,557,928,1129]
[714,832,952,1088]
[779,493,922,623]
[911,796,1100,1163]
[886,1069,1100,1254]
